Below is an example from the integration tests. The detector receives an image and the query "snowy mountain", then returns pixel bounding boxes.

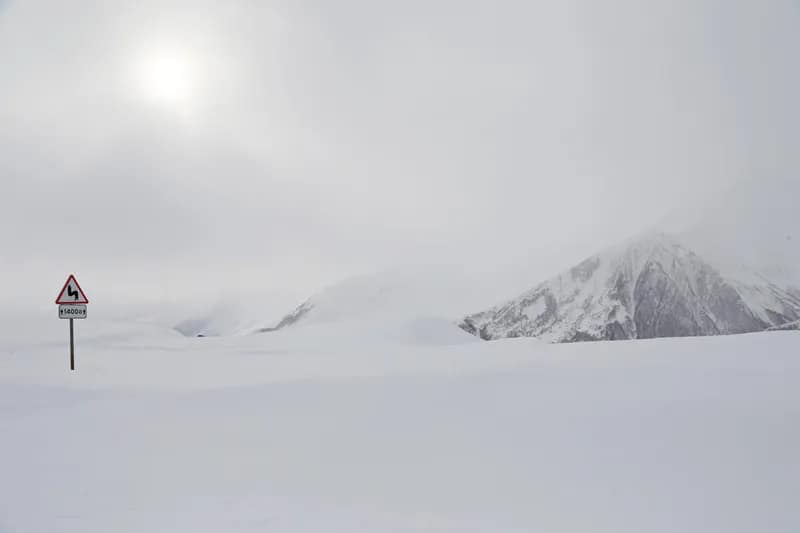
[460,233,800,343]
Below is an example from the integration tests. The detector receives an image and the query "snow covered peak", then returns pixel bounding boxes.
[461,233,800,343]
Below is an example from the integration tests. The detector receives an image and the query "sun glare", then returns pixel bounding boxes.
[134,45,198,113]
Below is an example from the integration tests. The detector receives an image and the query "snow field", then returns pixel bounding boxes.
[1,314,798,532]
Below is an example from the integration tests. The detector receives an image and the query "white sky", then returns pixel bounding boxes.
[1,0,798,311]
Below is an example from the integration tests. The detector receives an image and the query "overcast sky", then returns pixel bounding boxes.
[1,0,798,310]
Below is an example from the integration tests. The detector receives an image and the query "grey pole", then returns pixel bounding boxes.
[69,318,75,371]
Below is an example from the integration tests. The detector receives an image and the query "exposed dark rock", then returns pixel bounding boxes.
[571,257,600,283]
[256,300,314,333]
[768,320,800,331]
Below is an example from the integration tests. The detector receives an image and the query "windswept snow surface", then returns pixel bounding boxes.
[1,312,799,532]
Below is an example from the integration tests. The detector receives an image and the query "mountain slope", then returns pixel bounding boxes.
[769,319,800,332]
[256,269,501,336]
[460,233,800,343]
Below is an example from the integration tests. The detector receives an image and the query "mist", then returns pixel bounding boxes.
[2,0,798,313]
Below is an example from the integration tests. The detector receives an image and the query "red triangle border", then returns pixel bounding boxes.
[55,274,90,304]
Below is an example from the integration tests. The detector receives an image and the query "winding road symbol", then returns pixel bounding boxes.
[67,285,79,301]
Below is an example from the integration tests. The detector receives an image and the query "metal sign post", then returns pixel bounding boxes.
[70,318,75,371]
[55,275,89,372]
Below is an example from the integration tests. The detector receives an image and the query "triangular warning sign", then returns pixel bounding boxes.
[55,274,89,304]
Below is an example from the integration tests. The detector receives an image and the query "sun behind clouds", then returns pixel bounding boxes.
[132,42,201,115]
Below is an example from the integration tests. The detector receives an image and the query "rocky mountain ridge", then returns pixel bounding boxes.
[460,233,800,342]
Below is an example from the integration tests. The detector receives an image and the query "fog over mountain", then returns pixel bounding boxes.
[663,175,800,284]
[457,176,800,343]
[256,174,798,342]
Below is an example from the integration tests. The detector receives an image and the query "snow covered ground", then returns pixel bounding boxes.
[1,312,799,532]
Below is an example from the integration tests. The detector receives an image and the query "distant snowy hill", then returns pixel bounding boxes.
[460,233,800,343]
[168,290,303,337]
[257,270,500,335]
